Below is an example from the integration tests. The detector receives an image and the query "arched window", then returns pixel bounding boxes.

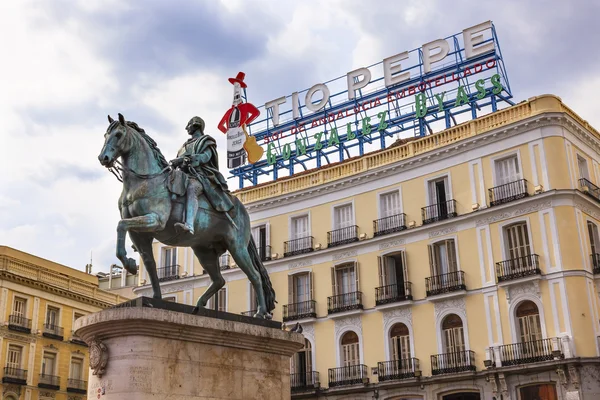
[341,331,360,366]
[390,323,411,360]
[291,339,312,384]
[516,300,542,343]
[442,314,465,354]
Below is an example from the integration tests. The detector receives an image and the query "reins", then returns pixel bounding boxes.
[108,159,171,182]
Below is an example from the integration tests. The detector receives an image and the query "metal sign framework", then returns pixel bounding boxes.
[230,23,513,189]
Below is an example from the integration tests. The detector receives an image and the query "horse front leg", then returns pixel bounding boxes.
[116,212,164,299]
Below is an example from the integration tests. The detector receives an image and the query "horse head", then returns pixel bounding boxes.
[98,113,130,167]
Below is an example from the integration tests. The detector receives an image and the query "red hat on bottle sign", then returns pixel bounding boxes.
[228,72,247,88]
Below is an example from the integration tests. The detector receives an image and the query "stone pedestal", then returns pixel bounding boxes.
[74,297,304,400]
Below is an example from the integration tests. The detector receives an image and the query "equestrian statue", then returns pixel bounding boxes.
[98,113,275,318]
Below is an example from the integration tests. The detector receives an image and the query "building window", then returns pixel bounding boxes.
[380,190,401,218]
[428,176,450,206]
[390,323,411,360]
[495,155,521,185]
[291,339,312,375]
[428,240,458,276]
[504,222,532,261]
[516,300,543,343]
[6,345,22,370]
[331,263,359,296]
[219,252,232,269]
[288,214,312,254]
[588,222,599,255]
[46,306,59,328]
[377,252,410,302]
[577,155,590,181]
[519,384,558,400]
[217,288,226,312]
[249,283,258,312]
[442,314,465,354]
[341,331,360,366]
[252,224,271,261]
[161,247,177,269]
[334,204,353,230]
[12,297,27,318]
[288,272,312,304]
[41,352,56,377]
[69,357,84,381]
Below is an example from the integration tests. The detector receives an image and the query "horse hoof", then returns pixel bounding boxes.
[124,258,138,275]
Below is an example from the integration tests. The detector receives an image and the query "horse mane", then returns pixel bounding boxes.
[123,121,169,168]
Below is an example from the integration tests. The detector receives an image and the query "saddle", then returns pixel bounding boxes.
[167,169,189,197]
[167,168,234,213]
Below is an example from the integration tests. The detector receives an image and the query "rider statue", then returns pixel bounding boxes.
[170,116,234,234]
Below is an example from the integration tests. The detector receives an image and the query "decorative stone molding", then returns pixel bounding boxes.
[0,331,36,343]
[89,336,108,378]
[289,259,312,269]
[39,391,56,399]
[568,364,580,390]
[3,384,21,397]
[379,239,405,250]
[498,373,510,400]
[506,280,541,304]
[557,366,568,388]
[490,374,498,394]
[301,322,315,344]
[332,250,358,261]
[162,283,193,294]
[434,297,466,320]
[382,307,412,333]
[429,226,457,238]
[475,201,552,227]
[334,315,362,338]
[574,201,600,220]
[43,344,58,350]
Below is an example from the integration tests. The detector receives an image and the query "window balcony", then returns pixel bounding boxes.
[241,310,256,317]
[425,271,466,297]
[375,282,413,306]
[328,365,369,388]
[258,245,272,262]
[496,254,540,283]
[489,179,528,207]
[70,331,88,347]
[284,237,314,257]
[3,367,27,385]
[421,200,457,225]
[157,264,180,282]
[327,226,359,248]
[8,315,31,333]
[327,292,363,314]
[579,178,600,201]
[283,300,317,322]
[373,213,406,237]
[43,323,64,341]
[291,371,320,393]
[497,338,560,367]
[431,350,476,375]
[67,378,88,394]
[38,374,60,390]
[377,358,420,382]
[591,253,600,275]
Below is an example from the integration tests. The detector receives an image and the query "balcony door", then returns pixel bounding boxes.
[378,252,407,298]
[588,222,600,255]
[291,215,310,252]
[291,339,312,385]
[428,177,450,219]
[577,155,590,181]
[332,263,359,308]
[516,300,543,357]
[390,323,411,361]
[42,352,56,377]
[251,224,269,260]
[161,247,177,275]
[70,357,83,381]
[495,155,520,186]
[46,306,59,328]
[13,297,26,319]
[289,272,312,305]
[429,240,458,277]
[6,345,22,371]
[442,314,466,367]
[379,190,401,232]
[504,223,532,264]
[341,331,360,367]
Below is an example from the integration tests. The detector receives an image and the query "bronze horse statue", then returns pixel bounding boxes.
[98,113,275,318]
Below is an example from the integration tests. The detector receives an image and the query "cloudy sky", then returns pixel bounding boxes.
[1,0,599,272]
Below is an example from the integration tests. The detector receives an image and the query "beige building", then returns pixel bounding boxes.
[0,246,125,400]
[135,95,600,400]
[96,265,137,299]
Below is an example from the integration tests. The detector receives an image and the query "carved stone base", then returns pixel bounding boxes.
[74,301,304,400]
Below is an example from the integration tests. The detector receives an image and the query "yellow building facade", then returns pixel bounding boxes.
[0,246,124,400]
[135,95,600,400]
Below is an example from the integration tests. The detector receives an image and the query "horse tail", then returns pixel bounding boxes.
[248,237,276,314]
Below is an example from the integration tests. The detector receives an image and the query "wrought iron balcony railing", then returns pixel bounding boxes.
[157,264,180,282]
[284,236,314,257]
[431,350,476,375]
[425,271,466,296]
[496,254,540,282]
[377,358,419,381]
[489,179,528,206]
[283,300,317,322]
[290,371,320,392]
[8,315,31,333]
[241,310,256,317]
[328,364,369,387]
[579,178,600,201]
[258,245,272,262]
[327,226,359,248]
[43,323,64,340]
[3,367,27,384]
[375,282,413,305]
[422,200,457,225]
[592,253,600,275]
[38,374,60,389]
[373,213,406,237]
[327,291,363,314]
[497,338,559,366]
[67,378,88,393]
